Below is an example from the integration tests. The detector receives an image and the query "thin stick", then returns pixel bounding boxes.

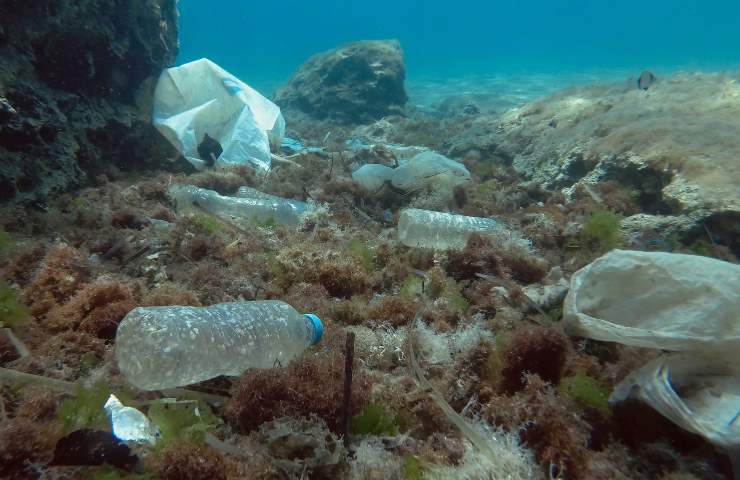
[341,331,356,450]
[0,367,78,394]
[271,153,303,168]
[2,328,30,358]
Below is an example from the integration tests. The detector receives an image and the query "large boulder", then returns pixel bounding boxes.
[448,73,740,251]
[0,0,185,204]
[276,40,408,125]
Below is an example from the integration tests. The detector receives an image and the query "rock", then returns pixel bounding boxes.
[466,73,740,252]
[276,40,408,125]
[0,0,187,204]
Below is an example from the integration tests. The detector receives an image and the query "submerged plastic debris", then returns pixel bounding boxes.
[115,300,323,390]
[152,58,285,171]
[104,394,158,445]
[168,184,314,228]
[353,150,470,194]
[398,208,531,251]
[564,250,740,448]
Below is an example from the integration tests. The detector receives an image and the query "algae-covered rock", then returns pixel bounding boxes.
[457,73,740,251]
[0,0,185,204]
[276,40,408,124]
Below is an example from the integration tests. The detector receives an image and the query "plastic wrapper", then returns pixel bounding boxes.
[153,58,285,171]
[563,250,740,448]
[563,250,740,351]
[611,353,740,448]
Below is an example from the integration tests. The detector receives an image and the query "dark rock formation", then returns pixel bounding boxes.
[276,40,408,125]
[0,0,187,204]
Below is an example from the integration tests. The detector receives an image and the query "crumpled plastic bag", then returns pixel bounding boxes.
[563,249,740,351]
[563,249,740,449]
[153,58,285,171]
[610,353,740,448]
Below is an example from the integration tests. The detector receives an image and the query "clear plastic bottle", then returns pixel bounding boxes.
[397,208,530,251]
[168,184,313,228]
[115,300,323,390]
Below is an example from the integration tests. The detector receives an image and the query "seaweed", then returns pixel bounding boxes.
[402,455,424,480]
[347,239,375,272]
[350,402,399,436]
[57,383,111,434]
[0,281,29,328]
[559,370,612,417]
[0,227,11,257]
[580,209,622,252]
[147,398,221,448]
[91,466,154,480]
[400,275,424,298]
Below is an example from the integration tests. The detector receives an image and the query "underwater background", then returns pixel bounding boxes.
[178,0,740,98]
[1,0,740,478]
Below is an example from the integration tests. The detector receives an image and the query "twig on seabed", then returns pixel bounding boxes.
[271,153,303,168]
[341,331,356,450]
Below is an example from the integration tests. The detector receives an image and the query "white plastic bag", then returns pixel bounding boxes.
[610,353,740,448]
[563,250,740,449]
[152,58,285,171]
[563,250,740,351]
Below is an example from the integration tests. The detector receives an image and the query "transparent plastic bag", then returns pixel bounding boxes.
[153,58,285,171]
[610,353,740,448]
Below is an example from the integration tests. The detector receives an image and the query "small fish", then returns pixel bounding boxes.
[638,70,657,90]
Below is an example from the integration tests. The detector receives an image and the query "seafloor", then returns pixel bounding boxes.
[1,68,739,480]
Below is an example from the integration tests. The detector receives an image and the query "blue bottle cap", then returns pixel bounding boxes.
[304,314,323,345]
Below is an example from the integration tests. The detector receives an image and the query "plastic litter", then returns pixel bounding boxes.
[152,58,285,171]
[398,208,531,251]
[346,138,427,160]
[104,394,158,445]
[353,151,470,194]
[563,250,740,449]
[281,137,324,155]
[610,353,740,449]
[168,184,313,228]
[563,250,740,351]
[115,300,323,390]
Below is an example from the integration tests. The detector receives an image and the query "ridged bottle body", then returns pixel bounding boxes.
[398,208,509,250]
[115,300,318,390]
[169,184,311,228]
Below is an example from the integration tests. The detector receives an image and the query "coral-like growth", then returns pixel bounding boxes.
[140,282,202,307]
[314,257,372,298]
[0,417,60,479]
[368,295,420,327]
[23,244,90,317]
[446,233,503,281]
[226,353,372,434]
[45,281,136,339]
[497,324,571,393]
[18,330,106,380]
[153,443,227,480]
[486,374,591,478]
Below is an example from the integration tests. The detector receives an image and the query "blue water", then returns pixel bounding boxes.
[178,0,740,98]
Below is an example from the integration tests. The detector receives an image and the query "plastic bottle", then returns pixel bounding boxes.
[168,184,313,228]
[115,300,323,390]
[397,208,530,251]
